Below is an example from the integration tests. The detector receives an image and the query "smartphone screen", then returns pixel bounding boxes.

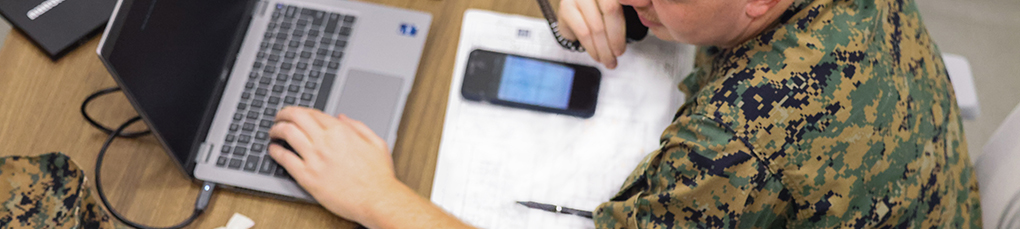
[497,55,576,109]
[462,49,600,118]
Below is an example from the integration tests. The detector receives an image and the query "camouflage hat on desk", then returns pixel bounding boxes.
[0,152,125,229]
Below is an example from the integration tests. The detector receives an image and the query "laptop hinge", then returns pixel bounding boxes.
[256,0,268,16]
[196,142,214,164]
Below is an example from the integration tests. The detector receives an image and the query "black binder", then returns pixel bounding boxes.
[0,0,117,60]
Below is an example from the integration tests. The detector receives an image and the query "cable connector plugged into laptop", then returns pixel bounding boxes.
[195,181,217,212]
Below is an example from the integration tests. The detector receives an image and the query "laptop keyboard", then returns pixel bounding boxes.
[216,4,356,178]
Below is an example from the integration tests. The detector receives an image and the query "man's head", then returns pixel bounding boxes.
[621,0,796,47]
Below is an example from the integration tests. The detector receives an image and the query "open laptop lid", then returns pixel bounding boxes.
[97,0,257,175]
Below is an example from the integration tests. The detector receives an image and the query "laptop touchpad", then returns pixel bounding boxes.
[336,69,405,140]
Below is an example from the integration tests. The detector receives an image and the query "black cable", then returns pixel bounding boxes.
[94,116,216,229]
[80,87,151,138]
[82,87,216,229]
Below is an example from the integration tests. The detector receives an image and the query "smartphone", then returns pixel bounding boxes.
[462,49,601,118]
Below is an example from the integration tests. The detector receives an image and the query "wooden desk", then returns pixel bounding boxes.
[0,1,549,227]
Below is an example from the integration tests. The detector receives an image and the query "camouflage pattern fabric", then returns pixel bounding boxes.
[595,0,982,227]
[0,153,126,229]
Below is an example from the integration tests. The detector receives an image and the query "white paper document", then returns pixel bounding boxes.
[430,9,694,228]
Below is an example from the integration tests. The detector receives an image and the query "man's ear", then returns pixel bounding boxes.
[745,0,781,18]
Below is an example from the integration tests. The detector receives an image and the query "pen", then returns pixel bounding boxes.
[516,201,594,219]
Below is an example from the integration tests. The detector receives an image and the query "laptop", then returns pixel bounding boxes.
[96,0,431,201]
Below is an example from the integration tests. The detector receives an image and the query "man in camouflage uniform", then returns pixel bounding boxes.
[109,0,977,227]
[574,0,983,227]
[0,153,124,229]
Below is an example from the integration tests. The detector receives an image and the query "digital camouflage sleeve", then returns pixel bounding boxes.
[0,153,126,229]
[594,0,982,227]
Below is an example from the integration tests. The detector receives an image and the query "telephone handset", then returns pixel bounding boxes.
[535,0,649,52]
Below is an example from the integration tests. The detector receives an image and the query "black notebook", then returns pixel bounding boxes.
[0,0,116,60]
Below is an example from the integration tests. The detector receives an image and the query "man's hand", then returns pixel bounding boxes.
[267,106,473,229]
[267,106,396,223]
[558,0,627,69]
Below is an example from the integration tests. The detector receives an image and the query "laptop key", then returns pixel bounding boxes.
[232,147,247,157]
[300,51,312,58]
[285,51,296,59]
[272,43,284,51]
[316,48,328,56]
[259,77,272,85]
[309,71,320,78]
[305,82,317,89]
[328,61,339,70]
[243,123,255,131]
[293,73,305,81]
[301,93,313,101]
[252,62,262,69]
[264,66,277,73]
[281,63,292,71]
[284,96,296,105]
[313,59,324,67]
[268,54,280,62]
[312,11,325,26]
[260,120,273,128]
[331,51,343,59]
[335,40,347,48]
[247,110,260,119]
[308,30,319,37]
[244,156,260,171]
[343,15,356,23]
[339,27,352,36]
[255,131,269,140]
[255,88,268,96]
[325,13,340,33]
[264,108,277,116]
[233,113,243,121]
[315,73,337,110]
[285,6,296,18]
[252,143,265,153]
[274,166,290,178]
[288,85,300,92]
[225,134,235,142]
[237,103,246,110]
[241,92,251,100]
[229,124,239,132]
[228,159,243,169]
[268,96,280,105]
[238,135,252,144]
[221,145,231,154]
[245,82,255,89]
[300,8,314,16]
[216,156,228,167]
[259,156,275,174]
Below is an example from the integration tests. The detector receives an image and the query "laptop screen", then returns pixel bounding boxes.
[99,0,253,170]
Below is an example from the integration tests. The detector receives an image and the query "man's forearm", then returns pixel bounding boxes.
[361,180,474,229]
